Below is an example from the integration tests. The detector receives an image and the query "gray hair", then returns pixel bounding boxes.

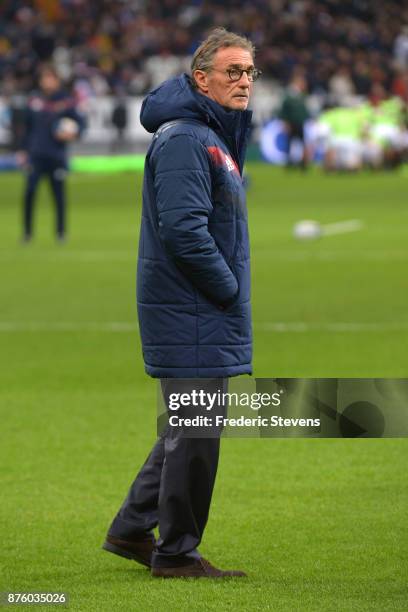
[191,27,255,85]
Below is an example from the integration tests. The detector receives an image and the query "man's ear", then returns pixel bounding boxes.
[193,69,209,93]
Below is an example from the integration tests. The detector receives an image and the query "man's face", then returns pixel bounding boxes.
[40,71,60,95]
[194,46,254,111]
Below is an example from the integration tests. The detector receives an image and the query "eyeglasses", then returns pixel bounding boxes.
[225,68,262,82]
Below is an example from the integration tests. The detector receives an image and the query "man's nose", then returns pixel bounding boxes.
[239,71,251,86]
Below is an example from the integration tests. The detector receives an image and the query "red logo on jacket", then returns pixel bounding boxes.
[207,146,240,175]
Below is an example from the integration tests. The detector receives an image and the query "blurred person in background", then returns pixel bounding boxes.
[394,25,408,69]
[278,72,310,169]
[320,105,365,172]
[319,91,408,172]
[392,68,408,104]
[0,75,26,152]
[110,89,128,152]
[328,65,356,106]
[365,84,407,169]
[18,64,85,243]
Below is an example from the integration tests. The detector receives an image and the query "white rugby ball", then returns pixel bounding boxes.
[293,220,321,240]
[56,117,79,137]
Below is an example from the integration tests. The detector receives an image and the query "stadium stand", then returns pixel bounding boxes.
[0,0,408,101]
[0,1,407,169]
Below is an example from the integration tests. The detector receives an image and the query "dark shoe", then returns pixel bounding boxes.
[151,557,247,578]
[102,535,155,568]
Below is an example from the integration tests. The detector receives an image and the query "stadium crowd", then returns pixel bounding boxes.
[0,0,408,104]
[1,0,408,171]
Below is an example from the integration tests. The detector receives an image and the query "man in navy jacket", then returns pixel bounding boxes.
[19,65,84,242]
[104,28,260,578]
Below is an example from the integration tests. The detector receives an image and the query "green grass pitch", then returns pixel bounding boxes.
[1,165,407,610]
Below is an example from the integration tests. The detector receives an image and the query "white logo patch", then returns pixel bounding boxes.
[225,154,236,172]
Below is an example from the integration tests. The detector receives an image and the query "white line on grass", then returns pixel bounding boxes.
[251,249,408,261]
[257,322,408,332]
[0,321,407,333]
[0,251,136,262]
[0,321,138,332]
[1,249,408,262]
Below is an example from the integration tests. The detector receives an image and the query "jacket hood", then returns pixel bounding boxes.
[140,73,252,172]
[140,73,206,133]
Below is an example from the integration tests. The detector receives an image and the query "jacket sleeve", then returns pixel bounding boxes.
[64,104,86,136]
[152,133,238,308]
[18,106,33,152]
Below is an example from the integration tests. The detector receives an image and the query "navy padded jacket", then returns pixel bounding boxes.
[138,73,252,378]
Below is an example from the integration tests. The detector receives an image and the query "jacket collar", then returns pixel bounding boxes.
[141,73,252,175]
[186,75,252,174]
